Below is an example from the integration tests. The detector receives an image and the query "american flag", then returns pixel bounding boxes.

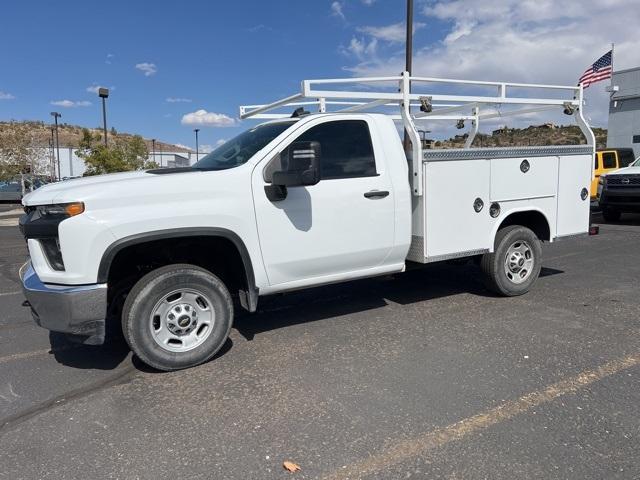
[578,50,612,88]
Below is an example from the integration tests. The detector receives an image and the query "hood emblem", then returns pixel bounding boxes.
[622,177,630,184]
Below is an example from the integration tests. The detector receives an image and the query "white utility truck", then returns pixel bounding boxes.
[20,73,595,370]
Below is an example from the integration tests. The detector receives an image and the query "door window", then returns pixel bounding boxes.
[264,120,377,182]
[594,155,599,170]
[602,152,617,169]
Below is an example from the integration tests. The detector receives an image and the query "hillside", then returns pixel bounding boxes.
[0,120,194,154]
[433,124,608,149]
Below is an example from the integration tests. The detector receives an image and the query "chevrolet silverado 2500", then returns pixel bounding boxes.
[19,73,595,371]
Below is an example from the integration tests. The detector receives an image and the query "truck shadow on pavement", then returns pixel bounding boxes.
[49,332,131,370]
[234,263,564,342]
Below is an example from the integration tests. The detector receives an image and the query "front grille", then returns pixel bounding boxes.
[607,175,640,186]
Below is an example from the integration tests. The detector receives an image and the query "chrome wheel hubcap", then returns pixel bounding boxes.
[149,289,215,352]
[504,240,534,284]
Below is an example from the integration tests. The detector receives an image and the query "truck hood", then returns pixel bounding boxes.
[23,171,152,206]
[604,165,640,177]
[22,168,246,209]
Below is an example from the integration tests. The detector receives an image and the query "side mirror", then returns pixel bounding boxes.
[272,141,321,187]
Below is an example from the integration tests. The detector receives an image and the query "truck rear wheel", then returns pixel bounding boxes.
[481,225,542,296]
[122,264,233,371]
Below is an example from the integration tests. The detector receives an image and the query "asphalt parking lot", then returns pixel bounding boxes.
[0,211,638,479]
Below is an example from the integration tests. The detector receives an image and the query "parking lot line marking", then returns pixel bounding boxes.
[323,352,640,480]
[0,291,21,297]
[0,346,76,365]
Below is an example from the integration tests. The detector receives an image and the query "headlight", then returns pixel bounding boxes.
[598,176,605,185]
[35,202,84,218]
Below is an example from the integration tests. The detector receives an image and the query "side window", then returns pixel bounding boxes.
[263,120,377,182]
[594,154,599,170]
[602,152,617,169]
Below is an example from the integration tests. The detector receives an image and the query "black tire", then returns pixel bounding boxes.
[602,207,621,222]
[121,264,233,371]
[481,225,542,297]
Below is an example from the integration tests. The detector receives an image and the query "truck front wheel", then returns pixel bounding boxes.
[481,225,542,296]
[122,264,233,371]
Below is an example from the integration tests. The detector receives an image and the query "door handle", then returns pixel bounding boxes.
[364,190,389,199]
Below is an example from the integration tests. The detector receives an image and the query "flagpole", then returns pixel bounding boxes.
[610,42,615,86]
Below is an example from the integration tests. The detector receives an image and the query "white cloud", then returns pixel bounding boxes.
[343,0,640,126]
[357,22,425,43]
[50,100,92,108]
[331,1,345,21]
[340,37,378,61]
[105,53,114,64]
[361,0,375,5]
[166,97,192,103]
[215,139,226,147]
[0,91,15,100]
[86,84,115,94]
[135,62,157,76]
[199,144,215,153]
[181,110,237,127]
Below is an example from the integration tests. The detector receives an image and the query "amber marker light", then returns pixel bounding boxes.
[64,202,85,217]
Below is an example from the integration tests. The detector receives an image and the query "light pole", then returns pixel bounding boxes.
[50,112,61,181]
[194,128,200,161]
[403,0,414,152]
[98,88,109,147]
[152,138,156,164]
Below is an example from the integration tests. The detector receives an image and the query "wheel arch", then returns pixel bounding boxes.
[98,227,258,312]
[491,208,552,250]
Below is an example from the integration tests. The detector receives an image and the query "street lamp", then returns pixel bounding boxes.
[50,112,61,181]
[194,128,200,161]
[98,88,109,147]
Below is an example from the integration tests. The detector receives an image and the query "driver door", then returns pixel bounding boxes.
[252,117,395,287]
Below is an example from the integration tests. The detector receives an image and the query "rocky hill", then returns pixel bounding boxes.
[432,124,607,149]
[0,120,193,153]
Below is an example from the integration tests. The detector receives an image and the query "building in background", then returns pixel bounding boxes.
[607,66,640,158]
[52,147,198,178]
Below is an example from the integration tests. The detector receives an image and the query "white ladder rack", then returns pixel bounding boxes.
[239,72,594,196]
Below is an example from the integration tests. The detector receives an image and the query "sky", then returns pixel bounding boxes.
[1,0,639,152]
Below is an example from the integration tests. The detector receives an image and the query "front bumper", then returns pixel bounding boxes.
[598,187,640,212]
[20,261,108,345]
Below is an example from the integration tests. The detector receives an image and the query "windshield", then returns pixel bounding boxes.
[193,121,295,171]
[632,157,640,167]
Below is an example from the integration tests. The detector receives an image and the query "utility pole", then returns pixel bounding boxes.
[98,88,109,147]
[50,112,62,181]
[403,0,414,152]
[152,138,156,164]
[194,128,200,161]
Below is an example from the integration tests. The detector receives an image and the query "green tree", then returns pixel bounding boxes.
[77,129,157,175]
[0,122,47,192]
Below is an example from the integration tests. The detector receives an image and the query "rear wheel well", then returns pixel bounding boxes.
[497,210,550,241]
[104,235,252,322]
